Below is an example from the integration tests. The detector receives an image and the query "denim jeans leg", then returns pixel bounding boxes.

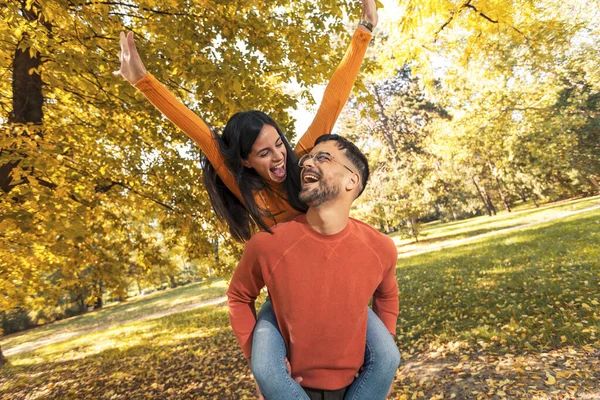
[344,308,400,400]
[251,299,310,400]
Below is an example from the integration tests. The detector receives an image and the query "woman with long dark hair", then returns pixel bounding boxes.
[115,2,398,398]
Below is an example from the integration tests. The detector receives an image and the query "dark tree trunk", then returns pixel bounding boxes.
[472,176,493,216]
[518,188,528,203]
[484,188,497,215]
[94,281,103,309]
[1,4,49,194]
[532,193,540,207]
[0,346,7,367]
[214,239,219,263]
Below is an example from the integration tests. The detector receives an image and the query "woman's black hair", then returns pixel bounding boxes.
[202,110,308,241]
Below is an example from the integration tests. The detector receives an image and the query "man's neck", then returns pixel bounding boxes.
[305,203,351,235]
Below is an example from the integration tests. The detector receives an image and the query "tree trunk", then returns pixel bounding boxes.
[532,193,540,207]
[408,217,419,242]
[487,160,511,212]
[484,189,497,215]
[495,176,512,212]
[0,346,7,367]
[94,295,103,309]
[1,4,49,194]
[472,176,493,216]
[214,239,219,264]
[518,188,528,203]
[590,176,600,191]
[94,281,103,309]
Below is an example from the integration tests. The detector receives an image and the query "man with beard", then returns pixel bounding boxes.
[227,134,400,399]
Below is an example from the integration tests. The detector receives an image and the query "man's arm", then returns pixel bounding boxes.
[372,243,399,335]
[227,241,265,358]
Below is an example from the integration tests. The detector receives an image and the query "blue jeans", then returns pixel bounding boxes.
[251,299,400,400]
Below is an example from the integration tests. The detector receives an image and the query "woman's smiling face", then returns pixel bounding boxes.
[242,124,287,183]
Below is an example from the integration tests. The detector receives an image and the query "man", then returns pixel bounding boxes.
[227,134,400,399]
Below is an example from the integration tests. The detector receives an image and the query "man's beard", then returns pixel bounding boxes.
[299,178,340,208]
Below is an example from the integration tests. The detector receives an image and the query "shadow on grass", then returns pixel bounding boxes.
[396,196,599,250]
[396,211,600,352]
[0,304,256,400]
[1,280,227,352]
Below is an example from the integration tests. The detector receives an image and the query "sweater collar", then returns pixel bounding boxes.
[295,214,353,242]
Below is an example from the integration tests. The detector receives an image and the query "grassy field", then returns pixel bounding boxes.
[1,197,599,399]
[390,195,600,255]
[1,279,228,356]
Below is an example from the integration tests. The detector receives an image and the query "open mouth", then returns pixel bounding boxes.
[270,161,286,180]
[302,170,321,184]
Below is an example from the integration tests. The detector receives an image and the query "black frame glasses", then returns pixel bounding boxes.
[298,151,355,174]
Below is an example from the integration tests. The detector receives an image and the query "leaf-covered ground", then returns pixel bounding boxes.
[1,205,599,399]
[393,209,600,399]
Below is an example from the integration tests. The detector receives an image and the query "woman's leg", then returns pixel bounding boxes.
[251,299,309,400]
[344,308,400,400]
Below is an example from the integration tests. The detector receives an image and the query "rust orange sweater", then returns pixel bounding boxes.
[227,215,399,390]
[133,29,372,227]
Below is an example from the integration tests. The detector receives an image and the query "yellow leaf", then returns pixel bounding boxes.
[545,372,556,385]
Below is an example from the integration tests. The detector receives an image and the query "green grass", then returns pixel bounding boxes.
[390,195,600,253]
[396,209,600,352]
[1,279,228,353]
[1,198,599,399]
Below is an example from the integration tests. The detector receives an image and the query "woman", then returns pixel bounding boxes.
[114,2,397,399]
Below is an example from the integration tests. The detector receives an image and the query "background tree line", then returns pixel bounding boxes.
[346,0,599,238]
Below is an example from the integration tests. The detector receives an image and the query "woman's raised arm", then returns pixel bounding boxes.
[113,32,241,199]
[295,0,378,156]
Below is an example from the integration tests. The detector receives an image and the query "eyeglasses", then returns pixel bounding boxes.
[298,151,355,174]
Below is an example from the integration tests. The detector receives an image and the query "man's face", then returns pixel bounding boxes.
[299,141,353,207]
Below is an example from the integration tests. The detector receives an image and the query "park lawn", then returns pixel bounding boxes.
[390,195,600,254]
[0,279,228,355]
[392,207,600,399]
[1,204,599,399]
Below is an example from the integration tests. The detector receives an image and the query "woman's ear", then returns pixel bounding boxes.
[242,158,252,168]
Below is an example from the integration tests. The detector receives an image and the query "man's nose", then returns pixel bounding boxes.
[302,155,316,168]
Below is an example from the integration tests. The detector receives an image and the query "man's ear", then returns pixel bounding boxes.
[345,173,361,193]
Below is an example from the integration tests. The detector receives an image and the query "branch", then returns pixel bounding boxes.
[464,4,498,24]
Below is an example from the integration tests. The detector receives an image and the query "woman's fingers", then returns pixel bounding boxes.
[285,357,303,383]
[126,31,137,59]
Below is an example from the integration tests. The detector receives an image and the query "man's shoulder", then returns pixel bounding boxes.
[350,218,397,257]
[247,217,306,249]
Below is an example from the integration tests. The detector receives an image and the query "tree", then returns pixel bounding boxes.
[344,68,452,236]
[1,0,363,330]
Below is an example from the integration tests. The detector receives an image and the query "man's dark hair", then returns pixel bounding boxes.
[314,134,370,198]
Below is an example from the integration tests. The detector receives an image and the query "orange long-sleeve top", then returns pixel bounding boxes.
[133,29,372,227]
[227,215,399,390]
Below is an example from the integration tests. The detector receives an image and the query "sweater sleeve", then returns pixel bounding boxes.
[294,28,372,156]
[226,240,265,358]
[133,74,242,200]
[372,241,399,335]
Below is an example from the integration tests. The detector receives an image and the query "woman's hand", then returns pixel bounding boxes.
[360,0,378,29]
[113,31,148,85]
